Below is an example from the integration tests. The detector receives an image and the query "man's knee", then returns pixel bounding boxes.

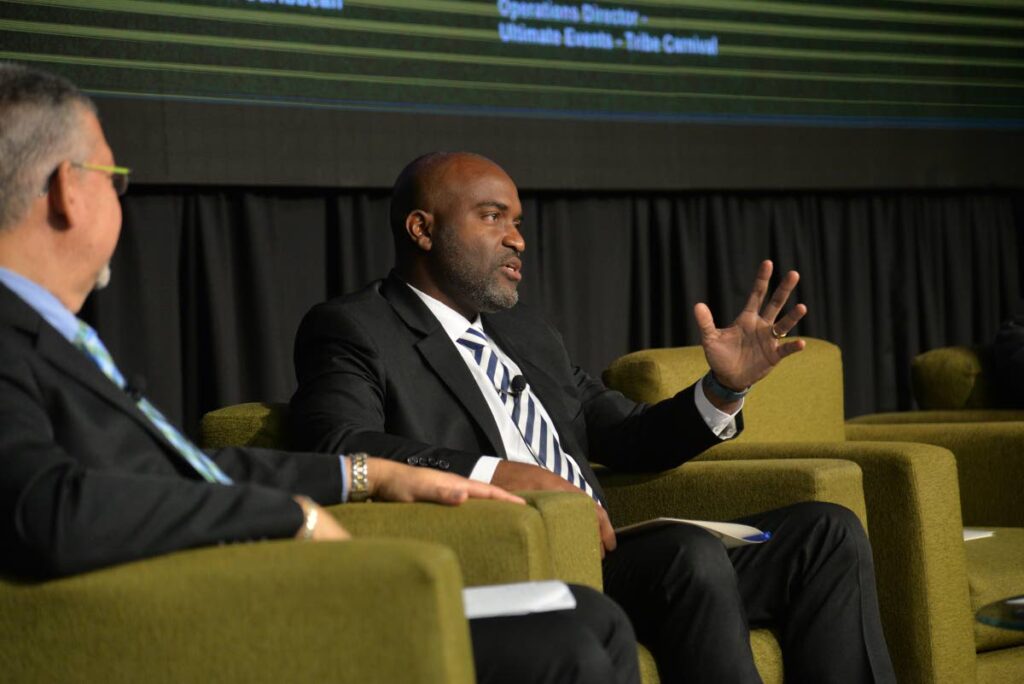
[787,501,871,565]
[795,501,866,536]
[653,526,739,600]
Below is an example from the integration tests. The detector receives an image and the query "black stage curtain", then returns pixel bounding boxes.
[80,188,1023,439]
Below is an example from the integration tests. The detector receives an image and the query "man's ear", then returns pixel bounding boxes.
[405,210,434,252]
[46,161,76,231]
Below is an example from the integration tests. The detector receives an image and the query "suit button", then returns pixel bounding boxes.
[439,460,450,470]
[407,456,421,466]
[427,457,439,467]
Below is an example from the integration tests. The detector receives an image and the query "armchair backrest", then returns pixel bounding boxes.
[911,346,997,410]
[200,402,288,449]
[603,338,846,443]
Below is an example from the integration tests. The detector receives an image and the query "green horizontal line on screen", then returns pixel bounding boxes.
[342,0,1024,31]
[1,50,1017,111]
[3,19,1019,92]
[56,86,1024,131]
[8,0,1021,50]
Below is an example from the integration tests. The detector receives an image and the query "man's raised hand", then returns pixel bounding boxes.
[694,259,807,394]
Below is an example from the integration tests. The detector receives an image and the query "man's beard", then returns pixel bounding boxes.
[94,263,111,290]
[435,235,519,314]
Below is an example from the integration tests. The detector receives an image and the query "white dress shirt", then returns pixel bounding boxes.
[406,283,742,483]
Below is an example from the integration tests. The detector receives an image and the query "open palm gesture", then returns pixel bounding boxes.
[694,260,807,392]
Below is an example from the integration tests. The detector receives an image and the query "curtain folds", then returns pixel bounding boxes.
[80,188,1022,437]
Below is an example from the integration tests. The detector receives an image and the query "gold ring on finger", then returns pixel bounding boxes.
[771,324,787,340]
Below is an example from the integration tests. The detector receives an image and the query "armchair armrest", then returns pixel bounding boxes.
[0,539,474,683]
[519,490,604,590]
[848,409,1024,424]
[599,458,868,528]
[847,421,1024,527]
[698,440,976,684]
[329,500,554,586]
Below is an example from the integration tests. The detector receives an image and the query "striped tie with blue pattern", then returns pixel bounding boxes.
[457,326,603,507]
[73,320,233,485]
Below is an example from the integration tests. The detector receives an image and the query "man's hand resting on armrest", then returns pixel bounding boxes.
[369,457,527,505]
[293,457,526,542]
[491,461,617,558]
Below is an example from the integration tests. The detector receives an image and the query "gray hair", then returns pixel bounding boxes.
[0,63,96,231]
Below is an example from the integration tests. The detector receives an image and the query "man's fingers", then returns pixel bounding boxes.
[468,481,526,504]
[741,260,773,313]
[693,303,716,337]
[760,270,800,322]
[771,302,808,337]
[777,338,806,358]
[446,480,526,505]
[597,505,617,553]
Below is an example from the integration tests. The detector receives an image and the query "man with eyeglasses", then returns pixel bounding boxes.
[0,63,640,684]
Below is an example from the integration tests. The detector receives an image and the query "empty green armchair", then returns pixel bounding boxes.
[851,345,1024,424]
[1,539,475,683]
[604,338,1024,684]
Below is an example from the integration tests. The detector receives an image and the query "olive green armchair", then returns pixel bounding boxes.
[852,345,1024,424]
[1,539,476,683]
[604,338,1024,684]
[202,401,869,684]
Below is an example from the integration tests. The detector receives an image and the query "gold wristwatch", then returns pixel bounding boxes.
[348,453,371,502]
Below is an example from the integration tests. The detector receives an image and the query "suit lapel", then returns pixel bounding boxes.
[0,285,182,454]
[484,317,587,459]
[381,274,508,459]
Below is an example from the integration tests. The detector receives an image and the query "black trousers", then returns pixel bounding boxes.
[469,583,641,684]
[603,502,896,684]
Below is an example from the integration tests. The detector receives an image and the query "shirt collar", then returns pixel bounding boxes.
[0,267,80,342]
[404,281,483,344]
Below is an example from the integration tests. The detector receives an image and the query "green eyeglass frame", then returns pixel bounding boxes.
[72,162,131,196]
[42,162,132,197]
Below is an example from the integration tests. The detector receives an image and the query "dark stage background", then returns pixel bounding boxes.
[80,186,1023,439]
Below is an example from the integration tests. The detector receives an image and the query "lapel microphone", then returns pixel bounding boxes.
[124,374,147,401]
[497,375,527,396]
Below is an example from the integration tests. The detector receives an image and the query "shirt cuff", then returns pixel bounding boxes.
[694,379,743,440]
[469,456,502,483]
[339,454,350,503]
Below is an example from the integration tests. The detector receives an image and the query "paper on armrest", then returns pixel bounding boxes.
[462,581,577,620]
[964,527,995,541]
[614,518,772,549]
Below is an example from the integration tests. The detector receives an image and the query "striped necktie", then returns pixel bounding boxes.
[73,320,233,485]
[457,326,603,507]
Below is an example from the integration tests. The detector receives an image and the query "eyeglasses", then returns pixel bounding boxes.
[41,162,132,197]
[72,162,131,196]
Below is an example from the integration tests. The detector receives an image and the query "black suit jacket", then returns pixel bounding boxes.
[291,272,737,509]
[0,284,341,578]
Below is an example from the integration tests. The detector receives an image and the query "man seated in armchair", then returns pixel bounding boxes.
[0,63,640,684]
[290,151,898,683]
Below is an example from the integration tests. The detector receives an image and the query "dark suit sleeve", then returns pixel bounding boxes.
[291,302,486,476]
[577,372,731,472]
[0,362,320,579]
[539,316,738,473]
